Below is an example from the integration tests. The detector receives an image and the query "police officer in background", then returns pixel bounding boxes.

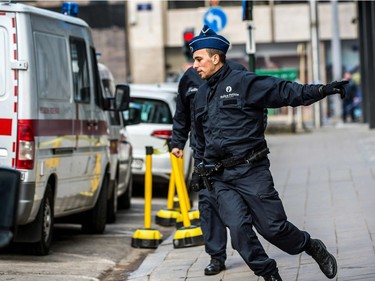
[171,60,247,275]
[189,25,347,281]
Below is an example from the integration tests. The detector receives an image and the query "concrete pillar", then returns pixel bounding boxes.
[127,0,166,83]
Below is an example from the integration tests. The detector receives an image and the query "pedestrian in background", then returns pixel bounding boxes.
[171,60,247,275]
[189,25,347,281]
[342,72,357,123]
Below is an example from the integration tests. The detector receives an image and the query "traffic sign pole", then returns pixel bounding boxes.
[242,0,255,72]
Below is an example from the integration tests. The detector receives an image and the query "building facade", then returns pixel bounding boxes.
[126,0,358,84]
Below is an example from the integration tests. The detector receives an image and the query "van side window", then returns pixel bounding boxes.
[34,32,70,100]
[70,38,90,103]
[90,47,104,108]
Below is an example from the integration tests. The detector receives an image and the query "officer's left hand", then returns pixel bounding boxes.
[319,80,349,99]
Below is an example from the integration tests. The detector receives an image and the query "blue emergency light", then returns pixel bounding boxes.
[62,2,79,17]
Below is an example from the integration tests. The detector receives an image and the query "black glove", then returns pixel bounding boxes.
[190,172,204,192]
[319,80,349,99]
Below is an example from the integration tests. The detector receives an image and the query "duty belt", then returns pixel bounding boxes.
[194,147,270,191]
[219,147,270,168]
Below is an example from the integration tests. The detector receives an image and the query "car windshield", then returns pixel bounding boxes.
[130,98,172,124]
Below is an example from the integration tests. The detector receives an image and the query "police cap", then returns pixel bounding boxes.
[189,25,230,54]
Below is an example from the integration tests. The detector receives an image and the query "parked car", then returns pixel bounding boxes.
[98,63,133,222]
[125,84,194,191]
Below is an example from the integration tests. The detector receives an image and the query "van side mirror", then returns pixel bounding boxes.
[114,84,130,111]
[122,107,142,126]
[0,167,21,249]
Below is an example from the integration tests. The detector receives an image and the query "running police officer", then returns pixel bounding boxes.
[171,60,247,275]
[189,25,347,281]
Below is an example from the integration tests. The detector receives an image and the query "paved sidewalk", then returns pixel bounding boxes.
[127,123,375,281]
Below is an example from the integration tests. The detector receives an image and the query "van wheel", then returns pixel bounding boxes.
[81,173,108,234]
[29,185,54,256]
[118,175,132,210]
[106,178,118,223]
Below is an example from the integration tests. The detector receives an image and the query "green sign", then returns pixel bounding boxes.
[255,68,298,81]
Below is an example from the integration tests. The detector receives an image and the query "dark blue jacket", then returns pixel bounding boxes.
[171,61,247,150]
[193,63,325,164]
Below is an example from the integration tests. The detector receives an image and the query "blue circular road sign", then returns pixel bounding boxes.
[203,7,227,33]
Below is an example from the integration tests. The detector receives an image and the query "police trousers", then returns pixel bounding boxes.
[212,157,310,277]
[198,188,227,264]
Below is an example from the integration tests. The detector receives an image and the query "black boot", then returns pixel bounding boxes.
[306,239,337,279]
[263,271,282,281]
[204,259,226,275]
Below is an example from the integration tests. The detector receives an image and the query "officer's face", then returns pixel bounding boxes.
[192,49,219,80]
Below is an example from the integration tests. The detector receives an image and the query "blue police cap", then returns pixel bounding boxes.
[189,25,230,54]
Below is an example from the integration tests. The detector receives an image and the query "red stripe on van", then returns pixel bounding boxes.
[12,142,16,152]
[13,33,16,44]
[12,17,15,28]
[19,119,108,137]
[14,85,18,96]
[14,102,17,113]
[0,12,5,16]
[0,119,12,136]
[13,49,17,60]
[14,69,18,80]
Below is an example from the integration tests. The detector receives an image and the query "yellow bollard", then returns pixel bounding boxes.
[132,146,163,248]
[171,154,204,248]
[155,169,180,226]
[174,157,200,228]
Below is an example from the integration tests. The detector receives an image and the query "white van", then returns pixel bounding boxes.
[0,2,128,255]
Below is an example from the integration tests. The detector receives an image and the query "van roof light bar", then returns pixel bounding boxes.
[62,2,78,17]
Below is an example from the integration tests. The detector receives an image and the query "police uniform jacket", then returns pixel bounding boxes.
[193,62,325,164]
[171,61,247,151]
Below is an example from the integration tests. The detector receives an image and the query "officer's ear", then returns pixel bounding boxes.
[212,54,219,65]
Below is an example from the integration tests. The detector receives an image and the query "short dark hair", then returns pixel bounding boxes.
[206,48,226,63]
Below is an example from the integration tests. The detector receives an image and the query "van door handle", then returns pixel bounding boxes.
[53,148,74,155]
[92,120,98,130]
[87,120,98,130]
[87,121,92,130]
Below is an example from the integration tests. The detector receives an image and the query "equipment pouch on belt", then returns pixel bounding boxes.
[194,163,222,191]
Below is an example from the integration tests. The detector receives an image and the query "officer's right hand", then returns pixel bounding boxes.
[171,148,184,158]
[190,172,204,192]
[319,80,349,99]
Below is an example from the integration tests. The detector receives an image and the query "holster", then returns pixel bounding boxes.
[194,163,222,191]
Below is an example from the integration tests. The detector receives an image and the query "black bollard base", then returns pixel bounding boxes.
[131,228,163,249]
[173,225,204,248]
